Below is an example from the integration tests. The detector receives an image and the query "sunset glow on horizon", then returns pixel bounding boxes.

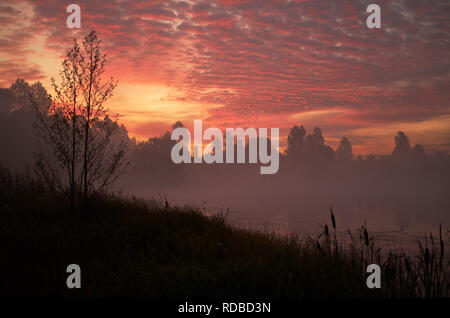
[1,0,449,155]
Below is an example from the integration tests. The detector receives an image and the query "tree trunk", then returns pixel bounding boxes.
[83,42,94,205]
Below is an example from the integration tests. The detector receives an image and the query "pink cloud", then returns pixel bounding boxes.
[0,0,449,153]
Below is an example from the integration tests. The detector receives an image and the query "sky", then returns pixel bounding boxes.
[0,0,449,155]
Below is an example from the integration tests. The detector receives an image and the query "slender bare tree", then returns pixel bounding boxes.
[31,30,128,208]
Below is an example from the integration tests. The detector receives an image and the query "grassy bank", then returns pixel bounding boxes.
[0,167,448,297]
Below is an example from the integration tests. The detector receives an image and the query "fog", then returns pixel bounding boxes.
[117,125,450,241]
[1,81,450,243]
[122,151,450,234]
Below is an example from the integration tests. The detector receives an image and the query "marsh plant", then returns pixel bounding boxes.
[310,207,449,297]
[0,166,448,297]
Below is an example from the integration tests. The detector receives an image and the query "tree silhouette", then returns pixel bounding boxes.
[79,31,119,203]
[336,136,353,161]
[31,31,127,207]
[49,40,83,208]
[286,125,306,157]
[392,131,411,159]
[306,127,334,160]
[366,154,375,162]
[7,79,50,113]
[0,88,14,113]
[9,79,31,111]
[412,144,426,161]
[127,122,184,187]
[0,79,47,171]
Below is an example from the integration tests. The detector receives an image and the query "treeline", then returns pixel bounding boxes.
[1,77,449,187]
[2,77,450,229]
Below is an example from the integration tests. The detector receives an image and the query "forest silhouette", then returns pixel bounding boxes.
[1,31,449,298]
[1,75,450,231]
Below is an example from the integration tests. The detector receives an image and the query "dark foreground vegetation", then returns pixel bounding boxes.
[0,166,448,298]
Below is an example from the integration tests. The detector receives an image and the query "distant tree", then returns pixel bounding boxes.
[127,122,183,187]
[244,135,275,164]
[8,79,50,113]
[392,131,411,159]
[306,127,334,160]
[9,79,31,111]
[412,144,426,161]
[306,127,324,152]
[366,154,376,162]
[286,125,306,157]
[0,88,14,113]
[79,31,123,202]
[0,79,48,171]
[135,122,184,164]
[336,136,353,161]
[172,121,184,130]
[31,31,128,207]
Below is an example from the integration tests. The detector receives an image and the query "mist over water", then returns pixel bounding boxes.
[1,89,449,251]
[120,153,450,252]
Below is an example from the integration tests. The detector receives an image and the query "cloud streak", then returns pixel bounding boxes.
[0,0,449,153]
